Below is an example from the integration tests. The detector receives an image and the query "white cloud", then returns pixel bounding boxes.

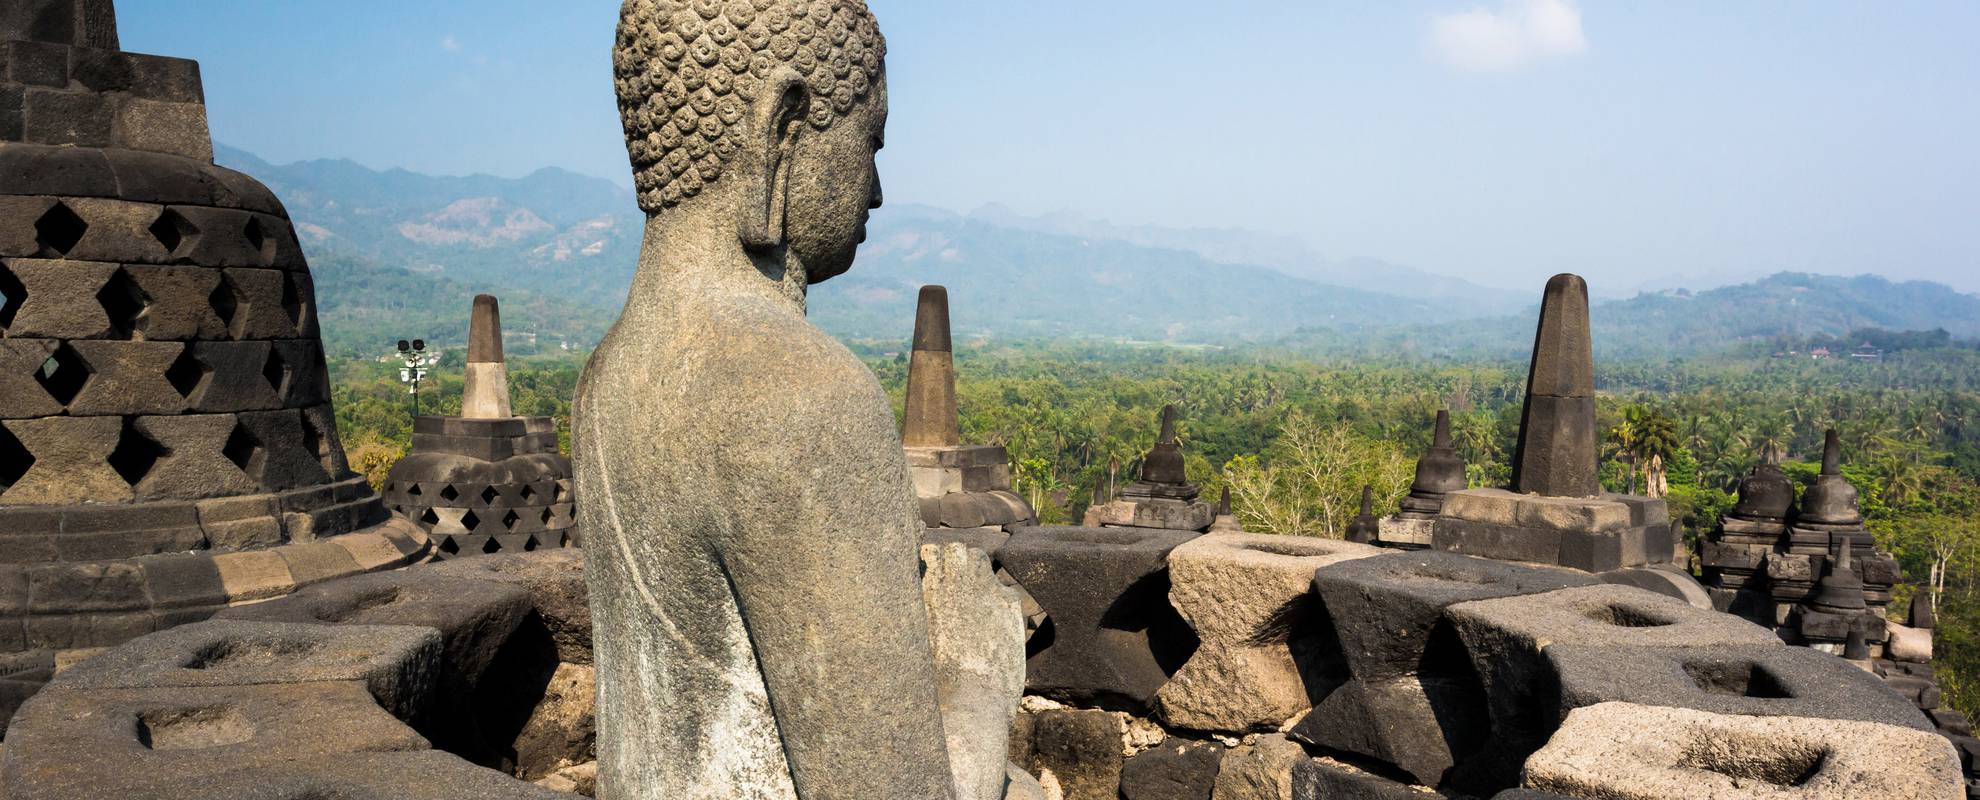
[1426,0,1587,73]
[441,34,463,53]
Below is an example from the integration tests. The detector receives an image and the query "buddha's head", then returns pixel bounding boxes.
[615,0,887,285]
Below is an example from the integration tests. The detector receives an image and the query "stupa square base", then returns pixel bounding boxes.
[1434,488,1672,572]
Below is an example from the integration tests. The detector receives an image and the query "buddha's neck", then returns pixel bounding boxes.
[625,210,808,316]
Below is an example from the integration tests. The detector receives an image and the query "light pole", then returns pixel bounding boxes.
[397,338,434,418]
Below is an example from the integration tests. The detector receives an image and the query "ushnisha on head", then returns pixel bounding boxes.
[614,0,887,283]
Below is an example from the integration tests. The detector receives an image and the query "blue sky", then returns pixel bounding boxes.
[117,1,1979,293]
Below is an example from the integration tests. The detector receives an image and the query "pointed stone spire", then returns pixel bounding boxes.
[1345,484,1379,544]
[1139,405,1187,485]
[902,285,961,448]
[1511,274,1599,497]
[1798,429,1863,525]
[1402,409,1467,517]
[460,294,513,419]
[1809,543,1867,613]
[1909,593,1935,630]
[1218,486,1231,517]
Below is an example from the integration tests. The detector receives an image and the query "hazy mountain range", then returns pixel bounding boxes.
[215,146,1980,359]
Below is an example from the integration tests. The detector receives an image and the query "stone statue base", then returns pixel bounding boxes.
[1432,488,1672,573]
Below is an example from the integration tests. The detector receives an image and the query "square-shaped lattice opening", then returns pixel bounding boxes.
[222,421,264,478]
[35,344,92,407]
[460,509,482,531]
[34,202,87,258]
[261,347,289,396]
[480,485,500,505]
[439,484,460,502]
[0,424,33,493]
[164,346,210,399]
[109,420,168,487]
[280,273,305,330]
[97,267,152,340]
[0,262,24,330]
[502,509,521,530]
[242,217,273,263]
[208,274,241,336]
[148,209,198,261]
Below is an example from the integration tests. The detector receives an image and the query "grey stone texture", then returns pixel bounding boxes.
[424,548,591,664]
[922,542,1027,800]
[1023,707,1129,800]
[1288,674,1484,787]
[579,3,957,797]
[904,284,961,447]
[1289,757,1433,800]
[1211,733,1304,800]
[1511,274,1599,498]
[1524,702,1964,800]
[1000,526,1201,707]
[1546,643,1933,731]
[1308,551,1597,681]
[1121,737,1223,800]
[1435,488,1674,572]
[1155,532,1383,733]
[51,619,443,721]
[0,681,429,800]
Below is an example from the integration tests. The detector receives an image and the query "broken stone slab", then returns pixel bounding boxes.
[420,550,590,665]
[0,681,429,800]
[1211,733,1304,800]
[1309,551,1597,682]
[922,542,1027,800]
[1287,674,1487,787]
[1024,707,1130,800]
[1546,643,1933,732]
[1447,585,1780,744]
[1121,736,1224,800]
[213,570,531,696]
[1524,702,1964,800]
[1289,757,1436,800]
[1156,532,1383,733]
[1001,526,1201,707]
[49,619,442,721]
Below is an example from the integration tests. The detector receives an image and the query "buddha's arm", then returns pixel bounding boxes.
[719,371,958,800]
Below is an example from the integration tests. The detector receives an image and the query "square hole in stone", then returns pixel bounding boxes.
[0,424,33,493]
[136,705,253,751]
[1582,603,1675,628]
[461,509,482,531]
[0,262,24,330]
[209,274,241,336]
[280,273,305,330]
[34,202,87,258]
[148,208,198,261]
[502,509,521,530]
[1683,661,1794,699]
[480,485,500,505]
[164,346,210,399]
[222,421,264,477]
[261,347,290,396]
[242,216,274,263]
[109,420,168,487]
[34,344,92,407]
[439,484,459,502]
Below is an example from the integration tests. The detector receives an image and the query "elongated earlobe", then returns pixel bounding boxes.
[737,72,809,250]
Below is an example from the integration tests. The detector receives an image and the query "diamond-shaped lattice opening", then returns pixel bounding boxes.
[97,268,152,340]
[164,346,209,399]
[300,413,324,461]
[148,209,198,261]
[502,509,521,530]
[539,507,553,524]
[34,202,87,258]
[407,483,424,497]
[242,217,273,262]
[280,273,304,329]
[552,483,566,502]
[222,422,263,476]
[460,509,482,532]
[35,344,91,407]
[0,424,33,493]
[439,484,459,502]
[261,348,289,395]
[523,535,539,552]
[108,420,167,487]
[482,537,502,555]
[518,484,536,502]
[209,275,240,335]
[480,485,500,505]
[420,507,439,525]
[0,262,24,330]
[438,536,459,556]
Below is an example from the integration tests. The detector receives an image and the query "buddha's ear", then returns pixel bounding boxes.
[736,71,809,251]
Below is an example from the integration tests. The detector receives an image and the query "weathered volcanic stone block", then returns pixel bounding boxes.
[2,416,131,505]
[1289,757,1430,800]
[1288,675,1486,787]
[1445,584,1784,786]
[1437,489,1672,571]
[422,550,590,665]
[215,571,530,696]
[920,542,1026,800]
[1309,551,1597,681]
[1123,737,1224,800]
[131,414,258,500]
[64,341,188,414]
[120,264,226,339]
[1546,643,1932,732]
[0,681,429,800]
[1524,702,1963,800]
[1156,532,1382,733]
[1211,733,1304,800]
[183,750,577,800]
[0,339,63,418]
[188,341,282,411]
[51,619,442,720]
[2,258,116,338]
[1001,526,1200,706]
[237,409,331,490]
[1026,707,1129,800]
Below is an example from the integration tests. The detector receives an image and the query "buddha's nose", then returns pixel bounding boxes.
[869,172,884,210]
